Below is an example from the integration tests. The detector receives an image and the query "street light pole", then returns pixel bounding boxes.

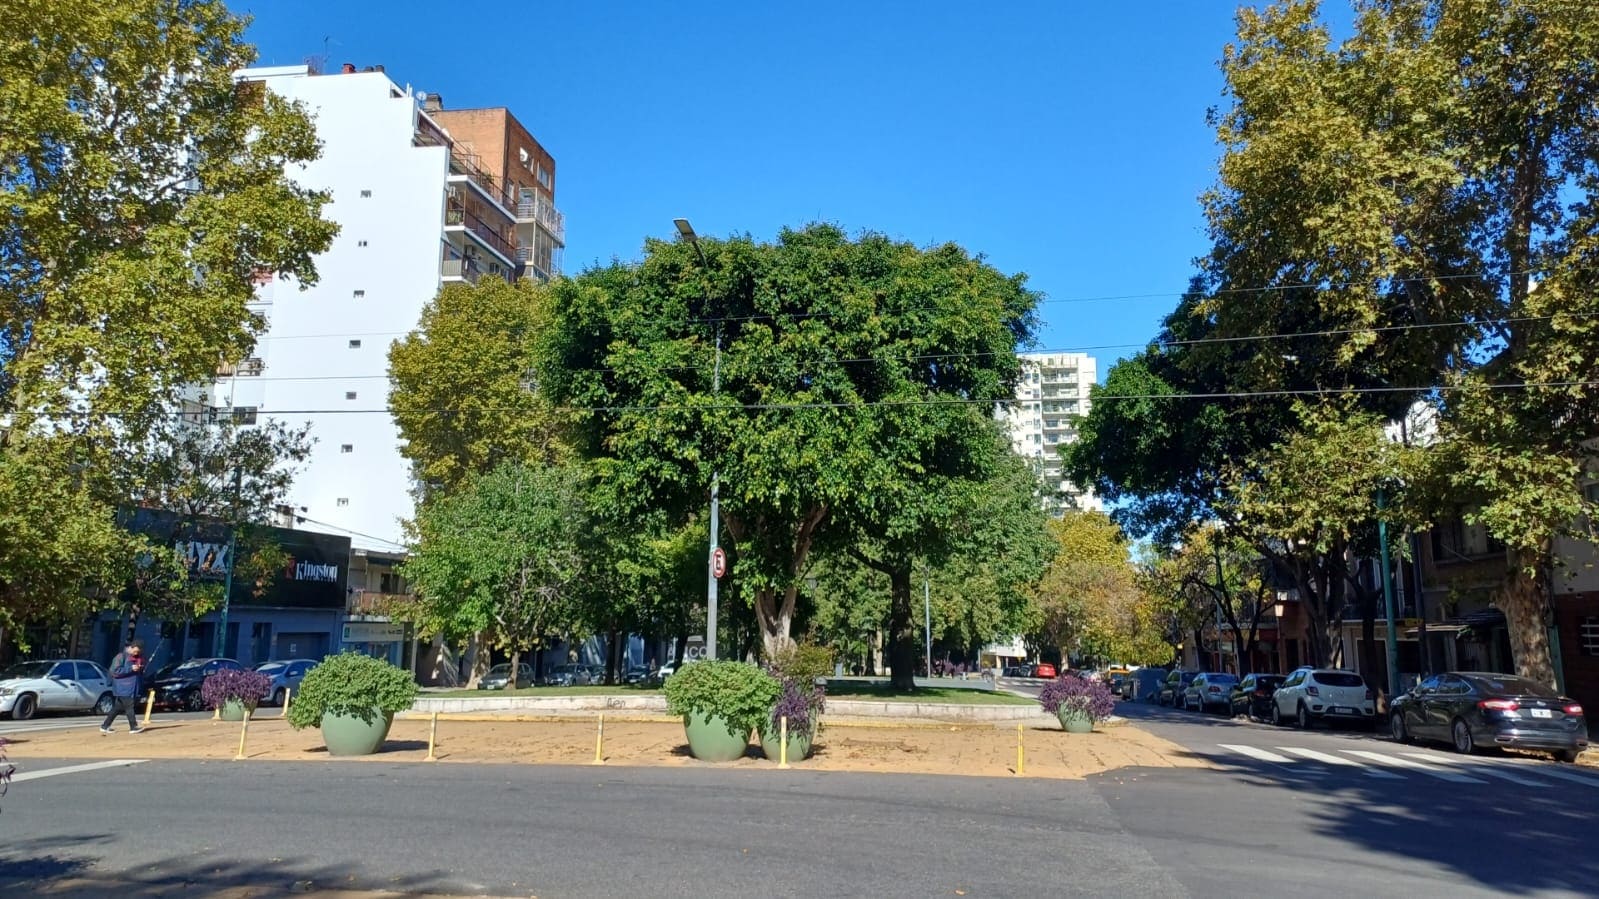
[675,218,718,661]
[923,568,932,678]
[1376,484,1401,701]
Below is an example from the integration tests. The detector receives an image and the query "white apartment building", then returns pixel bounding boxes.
[1005,351,1100,514]
[215,63,562,551]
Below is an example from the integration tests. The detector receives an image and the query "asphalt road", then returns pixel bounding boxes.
[0,709,219,737]
[3,700,1596,898]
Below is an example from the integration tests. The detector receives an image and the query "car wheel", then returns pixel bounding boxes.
[1297,703,1311,730]
[1391,712,1412,744]
[272,688,286,707]
[1553,749,1579,764]
[1451,718,1477,755]
[12,693,37,721]
[1271,703,1284,727]
[187,691,206,713]
[93,692,115,716]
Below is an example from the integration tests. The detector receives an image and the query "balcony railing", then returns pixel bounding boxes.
[445,202,517,263]
[450,153,517,212]
[515,195,566,243]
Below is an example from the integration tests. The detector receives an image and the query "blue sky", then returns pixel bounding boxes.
[242,1,1283,376]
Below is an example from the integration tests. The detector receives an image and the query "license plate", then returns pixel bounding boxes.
[1334,707,1355,714]
[1531,709,1553,719]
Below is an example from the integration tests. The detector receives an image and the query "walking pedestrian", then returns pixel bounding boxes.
[102,640,147,734]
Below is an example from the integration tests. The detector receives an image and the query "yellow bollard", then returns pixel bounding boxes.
[592,713,605,765]
[425,711,438,762]
[1015,723,1024,777]
[212,700,220,723]
[142,690,155,728]
[778,715,790,769]
[233,709,251,761]
[280,688,292,718]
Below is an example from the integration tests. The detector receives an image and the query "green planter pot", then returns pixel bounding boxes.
[683,711,749,762]
[320,710,393,756]
[219,699,254,721]
[760,725,815,762]
[1057,708,1094,734]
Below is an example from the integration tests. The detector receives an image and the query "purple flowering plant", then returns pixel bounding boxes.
[768,675,826,735]
[200,667,272,710]
[1038,674,1115,722]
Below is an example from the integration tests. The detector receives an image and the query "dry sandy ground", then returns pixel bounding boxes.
[7,712,1208,780]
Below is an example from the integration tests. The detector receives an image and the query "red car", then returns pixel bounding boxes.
[1033,662,1058,679]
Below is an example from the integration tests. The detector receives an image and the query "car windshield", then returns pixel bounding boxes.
[1312,672,1365,687]
[1258,677,1284,687]
[1206,674,1239,685]
[1466,674,1558,698]
[488,664,513,675]
[1,661,54,679]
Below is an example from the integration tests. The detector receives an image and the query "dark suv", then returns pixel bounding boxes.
[1158,670,1199,707]
[1231,673,1286,720]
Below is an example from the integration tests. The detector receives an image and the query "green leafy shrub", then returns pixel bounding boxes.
[286,653,418,729]
[766,642,834,684]
[663,660,780,735]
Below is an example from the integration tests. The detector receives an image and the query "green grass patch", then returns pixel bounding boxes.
[430,684,662,699]
[824,684,1039,706]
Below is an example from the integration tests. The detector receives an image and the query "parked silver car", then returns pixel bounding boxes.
[0,659,115,720]
[254,659,318,706]
[544,664,593,687]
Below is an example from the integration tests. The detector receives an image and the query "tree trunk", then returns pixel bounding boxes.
[509,648,521,688]
[464,631,491,689]
[754,586,797,660]
[1359,586,1378,694]
[887,568,916,690]
[1501,552,1557,687]
[674,633,688,666]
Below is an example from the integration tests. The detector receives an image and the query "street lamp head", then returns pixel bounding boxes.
[673,218,697,241]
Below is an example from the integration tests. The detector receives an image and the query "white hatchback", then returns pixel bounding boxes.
[0,659,116,720]
[1271,667,1376,729]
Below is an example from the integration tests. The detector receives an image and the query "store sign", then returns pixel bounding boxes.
[343,621,407,643]
[122,508,351,610]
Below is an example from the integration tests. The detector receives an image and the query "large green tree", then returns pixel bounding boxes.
[0,0,335,633]
[402,462,590,686]
[389,278,565,499]
[1199,0,1599,685]
[540,224,1037,661]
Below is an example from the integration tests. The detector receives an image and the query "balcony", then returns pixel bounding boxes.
[440,241,481,284]
[350,592,414,615]
[445,201,517,266]
[449,153,517,214]
[515,194,566,244]
[216,358,264,378]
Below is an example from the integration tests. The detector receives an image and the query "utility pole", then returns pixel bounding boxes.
[923,569,932,678]
[675,218,718,661]
[1376,485,1401,701]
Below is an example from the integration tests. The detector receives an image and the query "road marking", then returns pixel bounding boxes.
[9,760,147,783]
[1483,764,1599,788]
[1401,754,1549,786]
[1279,747,1403,778]
[1218,744,1293,764]
[1340,750,1487,783]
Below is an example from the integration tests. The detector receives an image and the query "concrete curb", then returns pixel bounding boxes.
[409,694,1043,722]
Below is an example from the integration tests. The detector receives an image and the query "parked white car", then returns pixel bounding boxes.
[1271,667,1376,729]
[0,659,116,720]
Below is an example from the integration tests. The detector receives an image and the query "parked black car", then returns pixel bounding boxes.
[152,658,244,711]
[1390,671,1588,762]
[1230,673,1286,721]
[1158,670,1199,707]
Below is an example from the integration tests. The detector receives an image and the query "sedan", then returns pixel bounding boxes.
[1230,673,1287,721]
[478,662,535,690]
[152,658,244,711]
[254,659,317,705]
[1033,662,1058,679]
[1182,672,1239,714]
[1390,671,1588,762]
[544,664,592,687]
[0,660,115,720]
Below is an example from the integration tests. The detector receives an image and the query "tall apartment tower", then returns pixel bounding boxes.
[1005,351,1100,514]
[220,64,563,550]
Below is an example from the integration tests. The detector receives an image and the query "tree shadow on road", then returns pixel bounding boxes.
[1160,743,1599,895]
[0,834,484,897]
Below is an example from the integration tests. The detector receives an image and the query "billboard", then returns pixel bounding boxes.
[121,508,351,610]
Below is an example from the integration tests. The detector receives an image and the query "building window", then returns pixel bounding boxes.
[348,339,362,349]
[536,165,551,188]
[336,498,350,507]
[341,444,354,454]
[231,406,258,425]
[353,290,365,298]
[357,240,368,248]
[359,189,372,198]
[1582,617,1599,656]
[345,391,357,400]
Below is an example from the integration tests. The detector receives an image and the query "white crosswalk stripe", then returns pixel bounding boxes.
[1401,753,1548,786]
[1280,747,1403,778]
[1482,762,1599,789]
[1339,750,1488,783]
[1217,744,1293,764]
